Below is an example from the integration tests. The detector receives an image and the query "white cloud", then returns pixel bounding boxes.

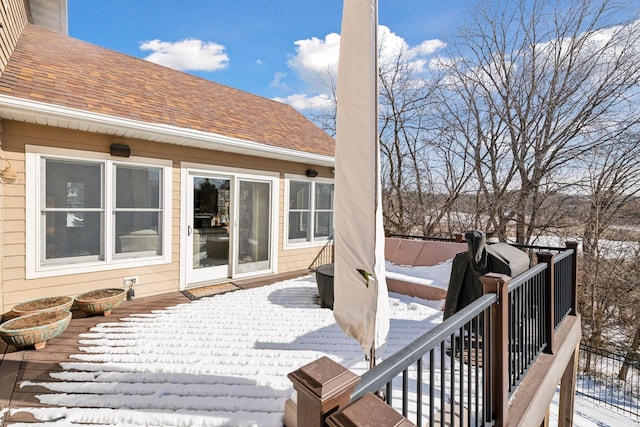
[377,25,410,62]
[272,93,333,112]
[280,26,445,111]
[140,38,229,72]
[287,32,341,92]
[270,72,289,90]
[378,25,446,68]
[410,39,447,57]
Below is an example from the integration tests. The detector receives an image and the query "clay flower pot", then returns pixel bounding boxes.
[0,310,72,350]
[75,288,125,316]
[11,296,74,317]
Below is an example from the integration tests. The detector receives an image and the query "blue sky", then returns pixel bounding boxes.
[68,1,468,114]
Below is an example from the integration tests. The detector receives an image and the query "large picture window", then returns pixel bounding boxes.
[286,177,334,246]
[28,149,171,277]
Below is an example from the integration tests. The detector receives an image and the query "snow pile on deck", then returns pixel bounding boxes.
[385,259,453,290]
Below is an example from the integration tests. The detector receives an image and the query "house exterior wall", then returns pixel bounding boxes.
[0,0,29,74]
[0,1,30,313]
[0,120,332,314]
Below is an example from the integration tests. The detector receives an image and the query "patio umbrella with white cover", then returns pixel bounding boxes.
[333,0,390,367]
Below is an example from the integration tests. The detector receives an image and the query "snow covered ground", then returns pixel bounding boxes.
[550,389,640,426]
[4,274,638,426]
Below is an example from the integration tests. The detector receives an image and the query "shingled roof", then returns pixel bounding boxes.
[0,24,335,159]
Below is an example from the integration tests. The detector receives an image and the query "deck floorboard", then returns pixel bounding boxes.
[0,271,310,426]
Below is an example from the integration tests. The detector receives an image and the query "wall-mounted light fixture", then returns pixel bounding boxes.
[305,168,319,178]
[0,159,18,184]
[110,143,131,157]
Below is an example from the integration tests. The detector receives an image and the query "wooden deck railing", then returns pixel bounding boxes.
[289,239,581,427]
[309,237,335,270]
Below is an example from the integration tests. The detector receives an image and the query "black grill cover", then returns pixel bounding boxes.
[443,230,529,320]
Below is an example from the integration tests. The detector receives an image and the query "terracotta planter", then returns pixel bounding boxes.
[0,310,72,350]
[11,296,74,317]
[75,288,125,316]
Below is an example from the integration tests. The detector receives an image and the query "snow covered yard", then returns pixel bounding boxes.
[4,275,444,426]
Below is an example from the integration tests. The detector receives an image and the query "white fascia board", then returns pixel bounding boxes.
[0,95,335,167]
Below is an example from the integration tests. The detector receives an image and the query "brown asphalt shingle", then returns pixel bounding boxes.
[0,24,335,157]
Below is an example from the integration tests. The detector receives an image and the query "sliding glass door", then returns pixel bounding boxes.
[187,174,231,284]
[184,169,275,286]
[235,179,272,274]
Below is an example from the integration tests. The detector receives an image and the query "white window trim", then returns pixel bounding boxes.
[283,174,334,250]
[26,145,172,279]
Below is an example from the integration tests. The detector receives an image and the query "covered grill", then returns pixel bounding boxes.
[443,230,530,320]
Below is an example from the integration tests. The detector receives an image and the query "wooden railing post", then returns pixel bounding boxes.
[537,252,555,354]
[557,343,580,427]
[481,272,511,427]
[288,356,360,427]
[565,241,579,316]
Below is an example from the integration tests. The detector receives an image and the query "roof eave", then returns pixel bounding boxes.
[0,95,335,167]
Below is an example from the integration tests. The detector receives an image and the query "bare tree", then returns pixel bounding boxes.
[378,46,441,234]
[618,294,640,380]
[571,134,640,362]
[378,42,478,237]
[580,138,640,257]
[438,0,640,243]
[310,74,338,138]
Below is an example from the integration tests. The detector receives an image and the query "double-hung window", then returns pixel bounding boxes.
[27,148,172,278]
[286,176,334,246]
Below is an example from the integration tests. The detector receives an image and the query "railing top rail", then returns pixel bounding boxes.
[508,262,547,292]
[553,248,574,262]
[389,234,575,254]
[581,343,640,363]
[387,233,457,242]
[352,293,497,400]
[510,243,569,252]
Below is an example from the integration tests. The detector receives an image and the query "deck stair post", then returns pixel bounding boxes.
[537,251,555,354]
[288,356,360,427]
[481,272,511,427]
[557,343,580,427]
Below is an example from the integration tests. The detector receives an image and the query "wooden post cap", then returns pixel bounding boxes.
[288,356,360,402]
[327,392,416,427]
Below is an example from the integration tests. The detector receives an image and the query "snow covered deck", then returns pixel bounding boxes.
[0,270,630,426]
[0,273,444,426]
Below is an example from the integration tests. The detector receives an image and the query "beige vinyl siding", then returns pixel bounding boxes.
[278,245,328,271]
[0,149,24,313]
[0,120,332,313]
[0,0,29,74]
[0,149,3,313]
